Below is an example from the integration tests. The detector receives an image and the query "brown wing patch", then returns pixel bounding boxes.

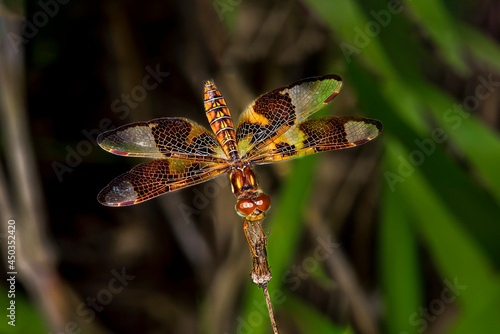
[236,90,296,153]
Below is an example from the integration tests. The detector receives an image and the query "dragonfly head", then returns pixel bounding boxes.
[235,193,271,221]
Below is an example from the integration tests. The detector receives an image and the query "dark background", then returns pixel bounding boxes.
[1,0,500,333]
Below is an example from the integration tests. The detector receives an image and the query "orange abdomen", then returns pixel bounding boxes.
[204,81,239,160]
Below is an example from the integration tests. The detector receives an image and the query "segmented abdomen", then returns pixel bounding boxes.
[204,80,239,160]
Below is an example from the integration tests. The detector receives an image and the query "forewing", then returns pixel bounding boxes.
[98,159,227,206]
[236,75,342,158]
[97,118,226,162]
[248,116,383,164]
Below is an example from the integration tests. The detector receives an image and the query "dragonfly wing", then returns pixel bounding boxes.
[98,159,228,206]
[236,75,342,159]
[248,116,383,164]
[98,118,227,162]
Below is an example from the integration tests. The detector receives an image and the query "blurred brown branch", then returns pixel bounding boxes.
[0,12,104,334]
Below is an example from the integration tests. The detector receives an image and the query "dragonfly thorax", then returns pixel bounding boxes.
[229,165,258,196]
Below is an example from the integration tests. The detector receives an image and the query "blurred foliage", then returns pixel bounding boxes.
[2,0,500,333]
[234,0,500,333]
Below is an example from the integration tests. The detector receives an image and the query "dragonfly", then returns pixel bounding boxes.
[97,75,382,332]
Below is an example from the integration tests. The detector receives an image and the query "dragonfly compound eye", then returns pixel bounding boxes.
[255,194,271,212]
[236,198,255,217]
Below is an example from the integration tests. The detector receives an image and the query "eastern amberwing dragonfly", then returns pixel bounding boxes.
[97,75,382,332]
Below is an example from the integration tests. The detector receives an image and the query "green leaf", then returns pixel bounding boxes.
[348,61,500,267]
[386,139,499,331]
[304,0,398,79]
[413,81,500,205]
[380,154,422,334]
[450,282,500,334]
[402,0,468,74]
